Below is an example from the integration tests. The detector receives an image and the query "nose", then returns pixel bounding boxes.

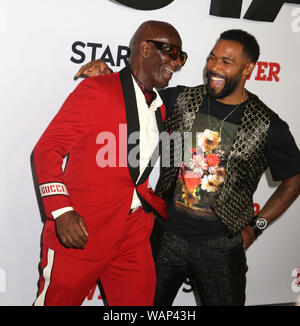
[176,57,184,68]
[209,58,222,73]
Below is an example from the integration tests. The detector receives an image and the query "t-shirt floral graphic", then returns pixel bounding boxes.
[172,112,239,218]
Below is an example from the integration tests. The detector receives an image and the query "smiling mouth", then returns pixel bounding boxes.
[165,67,174,74]
[163,67,175,80]
[209,74,226,89]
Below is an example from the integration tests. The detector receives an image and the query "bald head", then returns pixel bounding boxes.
[129,20,182,63]
[128,20,184,90]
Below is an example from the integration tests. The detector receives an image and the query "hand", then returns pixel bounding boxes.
[55,210,88,249]
[74,59,112,80]
[240,225,256,250]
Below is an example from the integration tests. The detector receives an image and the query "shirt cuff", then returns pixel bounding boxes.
[51,206,74,219]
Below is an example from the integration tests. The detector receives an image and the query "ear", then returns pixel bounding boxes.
[139,41,151,58]
[243,62,256,78]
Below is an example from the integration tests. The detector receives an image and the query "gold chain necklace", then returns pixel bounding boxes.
[207,90,247,132]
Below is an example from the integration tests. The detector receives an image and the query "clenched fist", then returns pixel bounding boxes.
[55,210,88,249]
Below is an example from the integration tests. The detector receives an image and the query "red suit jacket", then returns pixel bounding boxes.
[33,66,167,261]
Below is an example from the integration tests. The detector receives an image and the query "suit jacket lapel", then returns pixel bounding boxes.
[119,66,140,185]
[119,67,166,189]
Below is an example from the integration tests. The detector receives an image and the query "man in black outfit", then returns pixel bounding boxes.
[153,29,300,305]
[76,29,300,306]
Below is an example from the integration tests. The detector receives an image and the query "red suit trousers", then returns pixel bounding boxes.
[34,208,156,306]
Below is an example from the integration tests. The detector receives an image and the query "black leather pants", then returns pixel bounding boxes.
[151,225,248,306]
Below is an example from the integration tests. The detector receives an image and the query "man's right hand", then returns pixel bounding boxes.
[55,210,89,249]
[74,59,112,80]
[240,225,255,250]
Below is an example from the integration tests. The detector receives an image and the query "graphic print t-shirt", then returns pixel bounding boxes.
[159,86,300,241]
[168,96,245,240]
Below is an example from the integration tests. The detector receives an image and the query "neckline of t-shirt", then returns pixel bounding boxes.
[209,96,248,109]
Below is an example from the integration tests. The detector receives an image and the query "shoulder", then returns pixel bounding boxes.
[78,72,121,88]
[159,85,184,101]
[158,86,184,114]
[159,84,206,99]
[71,73,123,100]
[246,90,277,119]
[159,84,206,113]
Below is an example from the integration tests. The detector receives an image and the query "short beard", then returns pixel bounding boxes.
[206,71,242,100]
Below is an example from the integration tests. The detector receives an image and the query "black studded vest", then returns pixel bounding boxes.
[155,85,276,234]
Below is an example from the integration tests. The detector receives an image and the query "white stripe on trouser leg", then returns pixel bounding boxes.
[34,249,54,306]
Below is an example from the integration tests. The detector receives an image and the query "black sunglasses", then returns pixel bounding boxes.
[146,40,188,65]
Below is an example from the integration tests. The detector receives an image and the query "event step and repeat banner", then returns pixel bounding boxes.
[0,0,300,306]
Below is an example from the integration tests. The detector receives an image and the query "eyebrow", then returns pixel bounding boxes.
[210,51,235,62]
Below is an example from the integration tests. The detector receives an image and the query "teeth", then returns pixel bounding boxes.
[211,76,224,81]
[165,68,174,73]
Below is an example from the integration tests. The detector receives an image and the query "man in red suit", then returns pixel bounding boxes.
[32,20,187,306]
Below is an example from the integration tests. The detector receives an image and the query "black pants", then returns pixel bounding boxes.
[151,223,248,306]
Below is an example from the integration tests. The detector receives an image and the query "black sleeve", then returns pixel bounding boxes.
[158,85,185,118]
[266,115,300,181]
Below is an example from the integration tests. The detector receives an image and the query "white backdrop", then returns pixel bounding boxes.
[0,0,300,306]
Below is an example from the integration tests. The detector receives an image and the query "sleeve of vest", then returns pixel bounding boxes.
[32,78,100,219]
